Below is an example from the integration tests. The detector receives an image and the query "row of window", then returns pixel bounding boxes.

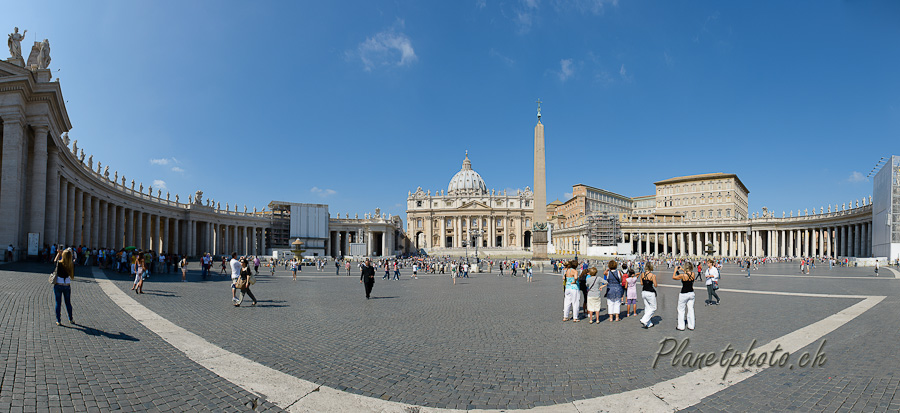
[416,218,531,228]
[658,194,733,208]
[414,200,531,208]
[687,209,731,219]
[586,190,629,206]
[659,180,733,195]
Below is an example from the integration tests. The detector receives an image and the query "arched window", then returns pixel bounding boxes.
[526,219,531,227]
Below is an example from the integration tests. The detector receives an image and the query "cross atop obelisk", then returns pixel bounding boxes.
[532,99,549,261]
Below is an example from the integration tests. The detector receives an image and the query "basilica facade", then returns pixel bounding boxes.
[406,153,534,253]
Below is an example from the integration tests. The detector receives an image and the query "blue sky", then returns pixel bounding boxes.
[4,1,899,219]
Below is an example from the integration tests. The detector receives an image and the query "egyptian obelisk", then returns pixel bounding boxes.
[532,100,549,261]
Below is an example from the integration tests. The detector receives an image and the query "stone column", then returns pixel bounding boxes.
[0,115,25,252]
[176,220,183,255]
[125,209,134,248]
[89,196,99,248]
[114,207,123,250]
[854,224,861,257]
[44,143,61,246]
[160,216,168,253]
[57,179,68,246]
[26,125,50,250]
[72,188,82,246]
[98,201,107,248]
[366,230,373,256]
[381,231,386,256]
[865,223,870,257]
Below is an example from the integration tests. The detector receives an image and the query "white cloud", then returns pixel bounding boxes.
[152,179,167,190]
[311,187,338,197]
[555,0,618,15]
[354,23,417,71]
[847,171,866,183]
[476,0,487,8]
[619,64,633,82]
[150,157,181,167]
[557,58,575,81]
[490,48,515,66]
[564,192,573,199]
[171,166,185,173]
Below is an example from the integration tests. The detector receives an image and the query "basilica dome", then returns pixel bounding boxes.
[448,152,488,196]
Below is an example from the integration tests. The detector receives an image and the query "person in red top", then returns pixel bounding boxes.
[696,262,702,278]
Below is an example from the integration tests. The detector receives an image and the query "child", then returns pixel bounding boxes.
[625,269,638,317]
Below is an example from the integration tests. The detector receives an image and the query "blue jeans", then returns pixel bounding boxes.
[53,284,73,323]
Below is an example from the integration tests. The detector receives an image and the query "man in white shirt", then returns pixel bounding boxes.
[704,259,720,306]
[230,252,242,303]
[201,253,211,279]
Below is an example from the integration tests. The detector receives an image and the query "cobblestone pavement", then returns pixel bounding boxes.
[2,261,898,411]
[0,262,282,412]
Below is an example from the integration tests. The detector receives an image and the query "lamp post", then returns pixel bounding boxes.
[574,239,580,262]
[468,228,484,266]
[463,239,469,264]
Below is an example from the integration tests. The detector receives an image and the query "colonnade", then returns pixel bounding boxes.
[0,68,270,260]
[624,220,873,258]
[329,225,398,257]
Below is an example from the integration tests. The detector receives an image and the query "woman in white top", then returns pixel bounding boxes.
[704,259,720,306]
[180,256,188,282]
[52,249,76,326]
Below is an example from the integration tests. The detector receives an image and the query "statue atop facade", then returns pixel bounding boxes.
[375,208,381,217]
[216,202,220,210]
[244,205,247,213]
[157,189,161,198]
[226,203,229,211]
[842,203,845,210]
[131,179,135,189]
[62,132,69,146]
[828,205,831,213]
[194,190,203,205]
[782,211,785,218]
[87,155,93,169]
[253,207,257,213]
[175,194,179,203]
[856,199,859,208]
[140,183,144,193]
[103,166,109,179]
[113,171,118,183]
[7,27,26,59]
[189,195,193,203]
[790,210,793,217]
[820,207,823,214]
[72,139,77,154]
[36,39,49,69]
[79,150,85,163]
[355,214,358,219]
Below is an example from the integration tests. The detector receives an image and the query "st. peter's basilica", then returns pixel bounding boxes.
[406,153,535,253]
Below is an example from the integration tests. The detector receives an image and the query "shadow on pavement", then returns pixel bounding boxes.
[63,323,140,341]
